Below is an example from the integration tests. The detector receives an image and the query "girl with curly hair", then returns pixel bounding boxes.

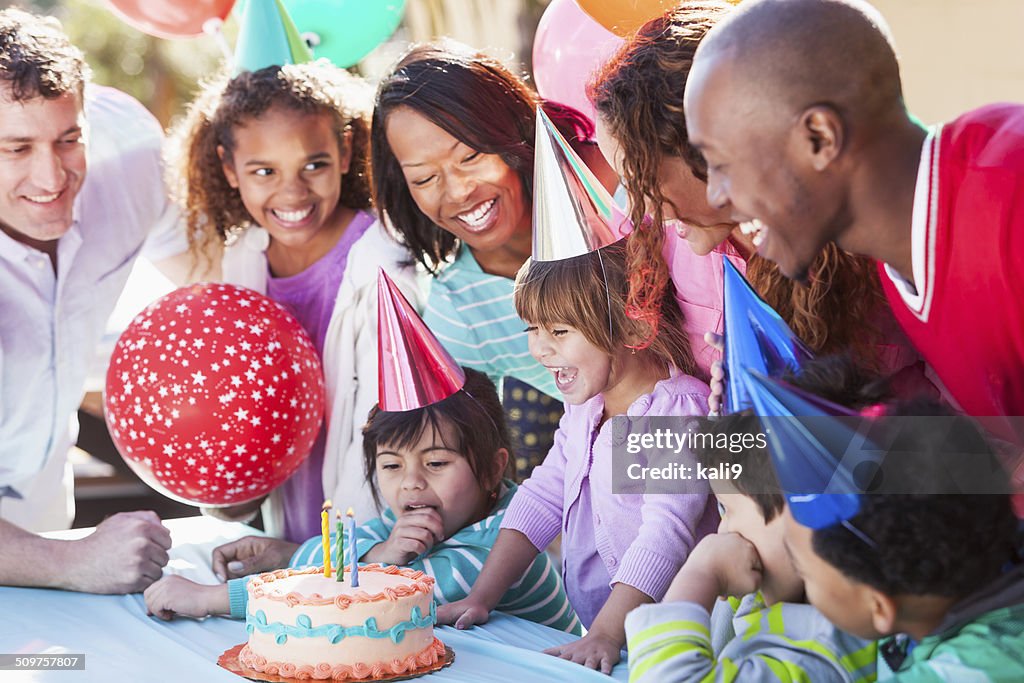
[168,62,424,542]
[589,1,928,406]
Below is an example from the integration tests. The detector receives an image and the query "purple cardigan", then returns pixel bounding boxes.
[501,369,719,628]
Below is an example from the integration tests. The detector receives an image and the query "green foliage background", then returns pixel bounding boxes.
[7,0,549,126]
[13,0,223,126]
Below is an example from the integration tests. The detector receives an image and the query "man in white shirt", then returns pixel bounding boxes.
[0,9,185,593]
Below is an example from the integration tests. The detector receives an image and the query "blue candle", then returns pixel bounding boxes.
[346,507,359,588]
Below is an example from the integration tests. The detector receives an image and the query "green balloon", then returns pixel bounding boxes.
[284,0,406,68]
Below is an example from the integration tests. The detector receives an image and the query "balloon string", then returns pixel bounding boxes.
[203,18,233,65]
[597,248,613,343]
[459,387,502,448]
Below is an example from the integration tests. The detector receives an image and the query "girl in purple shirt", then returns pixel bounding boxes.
[438,238,718,673]
[170,63,422,542]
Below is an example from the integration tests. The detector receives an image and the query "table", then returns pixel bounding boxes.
[0,517,629,682]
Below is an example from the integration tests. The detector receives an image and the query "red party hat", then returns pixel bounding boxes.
[377,269,465,411]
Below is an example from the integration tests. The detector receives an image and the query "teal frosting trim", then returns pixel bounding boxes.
[247,600,436,645]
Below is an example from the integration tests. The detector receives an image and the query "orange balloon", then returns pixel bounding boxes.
[106,0,236,39]
[574,0,679,37]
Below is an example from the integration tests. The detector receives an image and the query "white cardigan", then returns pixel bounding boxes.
[221,217,427,533]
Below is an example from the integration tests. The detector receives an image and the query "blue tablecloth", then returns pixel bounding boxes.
[0,517,629,682]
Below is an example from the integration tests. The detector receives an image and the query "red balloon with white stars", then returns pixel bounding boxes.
[104,283,325,507]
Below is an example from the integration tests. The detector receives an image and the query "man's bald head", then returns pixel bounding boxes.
[695,0,904,127]
[683,0,913,281]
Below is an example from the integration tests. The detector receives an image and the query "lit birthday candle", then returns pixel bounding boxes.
[346,507,358,588]
[321,500,332,578]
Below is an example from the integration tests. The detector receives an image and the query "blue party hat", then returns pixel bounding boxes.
[723,259,812,413]
[234,0,314,75]
[744,368,879,530]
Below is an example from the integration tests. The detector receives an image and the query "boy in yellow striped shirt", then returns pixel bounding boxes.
[625,412,876,683]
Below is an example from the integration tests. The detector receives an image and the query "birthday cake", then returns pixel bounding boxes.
[238,564,445,681]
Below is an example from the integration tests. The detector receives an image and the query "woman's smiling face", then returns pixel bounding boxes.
[384,106,530,257]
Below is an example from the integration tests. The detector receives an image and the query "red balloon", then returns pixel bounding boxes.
[104,283,325,507]
[106,0,236,39]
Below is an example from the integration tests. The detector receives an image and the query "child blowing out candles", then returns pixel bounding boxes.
[144,273,579,634]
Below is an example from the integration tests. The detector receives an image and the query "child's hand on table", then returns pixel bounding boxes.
[144,575,228,620]
[544,630,622,675]
[436,596,492,630]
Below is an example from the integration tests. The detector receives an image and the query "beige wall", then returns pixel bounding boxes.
[871,0,1024,124]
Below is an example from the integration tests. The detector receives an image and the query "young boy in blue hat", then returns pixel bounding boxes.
[782,400,1024,681]
[626,356,883,682]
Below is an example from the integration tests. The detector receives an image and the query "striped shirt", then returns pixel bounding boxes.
[423,246,557,397]
[877,564,1024,681]
[231,480,581,634]
[626,593,877,683]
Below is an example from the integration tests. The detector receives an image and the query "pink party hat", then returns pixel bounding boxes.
[377,269,465,411]
[532,107,626,261]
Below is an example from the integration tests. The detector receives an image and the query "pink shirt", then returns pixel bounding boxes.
[501,369,719,628]
[663,232,927,391]
[662,234,745,382]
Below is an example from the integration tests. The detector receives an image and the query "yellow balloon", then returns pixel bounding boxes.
[575,0,743,37]
[574,0,680,37]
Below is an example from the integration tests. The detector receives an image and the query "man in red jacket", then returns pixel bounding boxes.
[683,0,1024,445]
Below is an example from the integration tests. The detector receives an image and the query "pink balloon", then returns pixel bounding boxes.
[533,0,625,125]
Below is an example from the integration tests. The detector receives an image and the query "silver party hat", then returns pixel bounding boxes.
[531,108,626,261]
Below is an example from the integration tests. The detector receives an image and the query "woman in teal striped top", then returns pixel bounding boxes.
[144,369,580,634]
[370,42,621,477]
[371,41,620,392]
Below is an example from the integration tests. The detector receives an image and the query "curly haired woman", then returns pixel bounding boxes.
[589,1,930,403]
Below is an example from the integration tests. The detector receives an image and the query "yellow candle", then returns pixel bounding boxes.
[321,500,332,578]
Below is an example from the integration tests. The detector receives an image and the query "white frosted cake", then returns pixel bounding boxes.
[238,564,445,681]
